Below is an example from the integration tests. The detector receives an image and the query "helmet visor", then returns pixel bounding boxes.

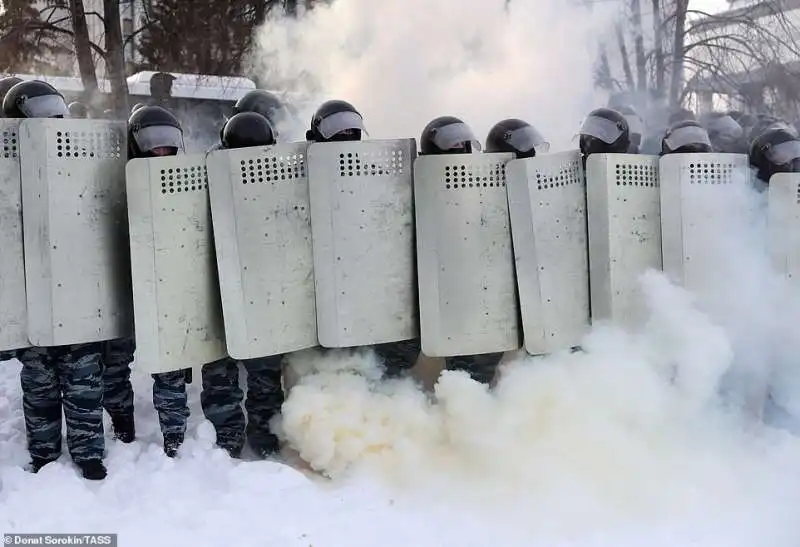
[20,94,68,118]
[765,139,800,165]
[431,122,481,152]
[580,115,625,144]
[134,125,184,153]
[706,115,743,139]
[317,111,366,139]
[506,125,549,154]
[664,125,711,151]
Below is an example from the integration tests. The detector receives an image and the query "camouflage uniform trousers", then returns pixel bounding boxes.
[200,355,285,454]
[373,338,503,385]
[101,337,135,419]
[18,343,105,464]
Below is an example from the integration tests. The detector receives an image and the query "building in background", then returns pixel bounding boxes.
[685,0,800,115]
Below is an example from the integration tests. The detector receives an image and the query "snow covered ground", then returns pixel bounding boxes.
[2,268,800,547]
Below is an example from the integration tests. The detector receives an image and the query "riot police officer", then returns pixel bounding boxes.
[578,108,631,164]
[201,112,286,458]
[749,126,800,184]
[660,120,712,155]
[485,118,549,157]
[303,100,421,377]
[4,80,107,480]
[107,105,191,457]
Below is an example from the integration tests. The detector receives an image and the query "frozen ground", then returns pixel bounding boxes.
[2,271,800,547]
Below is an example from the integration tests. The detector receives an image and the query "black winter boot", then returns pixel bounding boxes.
[77,459,107,480]
[247,424,280,459]
[110,411,136,443]
[27,457,57,473]
[163,433,184,458]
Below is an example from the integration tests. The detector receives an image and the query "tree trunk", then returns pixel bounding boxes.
[103,0,129,116]
[69,0,98,103]
[631,0,647,92]
[652,0,664,95]
[616,23,635,90]
[668,0,689,108]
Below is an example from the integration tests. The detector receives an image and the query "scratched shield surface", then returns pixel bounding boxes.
[307,139,419,348]
[19,119,132,347]
[206,143,318,360]
[126,154,227,374]
[586,153,661,328]
[414,152,521,357]
[505,150,590,355]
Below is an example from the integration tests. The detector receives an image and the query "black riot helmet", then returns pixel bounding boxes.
[748,114,796,144]
[699,112,745,153]
[131,102,146,114]
[127,105,184,159]
[0,77,23,114]
[2,80,68,119]
[234,90,285,126]
[485,118,548,158]
[68,101,89,119]
[661,120,712,155]
[579,107,630,157]
[306,99,366,142]
[617,105,645,153]
[420,116,481,155]
[221,112,276,150]
[749,127,800,183]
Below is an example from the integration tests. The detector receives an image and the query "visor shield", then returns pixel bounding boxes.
[431,122,481,152]
[506,125,549,154]
[317,111,366,139]
[765,139,800,165]
[134,125,184,153]
[580,115,625,144]
[20,95,68,118]
[664,125,711,151]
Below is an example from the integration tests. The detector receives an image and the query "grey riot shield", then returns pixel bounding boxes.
[307,138,418,348]
[0,119,28,351]
[659,153,751,295]
[414,152,521,357]
[19,118,132,346]
[586,153,661,327]
[206,143,317,360]
[126,154,227,374]
[768,173,800,278]
[506,150,590,355]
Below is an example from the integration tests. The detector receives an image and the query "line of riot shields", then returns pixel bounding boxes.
[1,117,798,373]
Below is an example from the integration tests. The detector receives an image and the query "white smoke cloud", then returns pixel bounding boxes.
[251,0,620,148]
[248,0,800,542]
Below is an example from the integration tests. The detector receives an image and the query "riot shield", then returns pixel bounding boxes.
[0,119,28,351]
[206,143,317,360]
[307,139,419,348]
[19,119,132,347]
[586,153,661,327]
[659,153,750,294]
[126,154,227,373]
[506,150,589,355]
[768,173,800,279]
[414,152,521,357]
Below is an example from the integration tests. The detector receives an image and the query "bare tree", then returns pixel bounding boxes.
[596,0,800,117]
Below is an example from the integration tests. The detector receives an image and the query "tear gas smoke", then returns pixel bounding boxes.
[251,0,619,148]
[249,0,800,542]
